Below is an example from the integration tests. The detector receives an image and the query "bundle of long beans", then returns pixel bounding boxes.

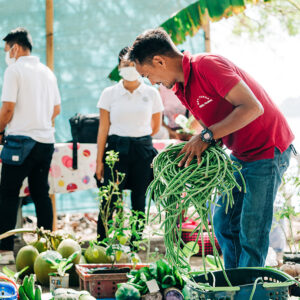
[147,142,245,285]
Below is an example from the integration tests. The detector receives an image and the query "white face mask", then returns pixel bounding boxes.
[5,46,16,66]
[119,67,140,81]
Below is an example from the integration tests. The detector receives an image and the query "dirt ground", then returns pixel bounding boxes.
[1,212,299,299]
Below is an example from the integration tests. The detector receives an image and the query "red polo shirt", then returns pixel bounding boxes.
[174,53,294,161]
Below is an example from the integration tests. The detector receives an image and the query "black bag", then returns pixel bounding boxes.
[1,135,36,165]
[69,113,99,169]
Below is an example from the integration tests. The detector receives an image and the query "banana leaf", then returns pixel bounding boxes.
[108,0,271,81]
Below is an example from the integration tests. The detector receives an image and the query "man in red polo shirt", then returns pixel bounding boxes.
[129,28,295,268]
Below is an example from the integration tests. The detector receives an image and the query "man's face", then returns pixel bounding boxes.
[4,42,16,58]
[135,56,177,89]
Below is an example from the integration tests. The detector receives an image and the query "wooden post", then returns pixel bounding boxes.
[50,194,57,231]
[46,0,56,231]
[203,11,211,52]
[46,0,54,70]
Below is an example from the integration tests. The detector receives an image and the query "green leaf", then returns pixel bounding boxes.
[182,241,200,258]
[64,263,73,272]
[108,0,248,81]
[14,266,29,281]
[2,266,15,278]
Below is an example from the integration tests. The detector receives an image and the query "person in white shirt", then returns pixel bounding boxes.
[95,47,163,241]
[0,28,61,251]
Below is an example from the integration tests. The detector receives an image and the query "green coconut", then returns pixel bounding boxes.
[30,237,48,253]
[16,245,39,275]
[34,250,62,286]
[57,238,81,264]
[84,245,112,263]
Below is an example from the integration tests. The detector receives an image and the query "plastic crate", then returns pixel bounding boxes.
[181,220,221,256]
[187,267,297,300]
[75,264,148,299]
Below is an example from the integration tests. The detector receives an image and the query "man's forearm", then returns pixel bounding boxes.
[0,109,13,132]
[209,103,263,140]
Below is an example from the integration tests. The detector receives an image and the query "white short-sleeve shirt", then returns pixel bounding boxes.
[97,80,164,137]
[1,56,61,143]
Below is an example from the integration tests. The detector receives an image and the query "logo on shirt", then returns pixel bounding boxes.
[196,95,213,109]
[142,97,149,102]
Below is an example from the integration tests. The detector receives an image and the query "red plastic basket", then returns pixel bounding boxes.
[75,264,148,299]
[181,220,221,256]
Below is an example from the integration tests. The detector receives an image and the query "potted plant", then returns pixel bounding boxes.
[76,151,149,298]
[95,150,147,268]
[274,159,300,263]
[47,251,79,292]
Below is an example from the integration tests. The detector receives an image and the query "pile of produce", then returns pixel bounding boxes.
[116,259,187,299]
[52,288,96,300]
[147,143,245,278]
[19,274,42,300]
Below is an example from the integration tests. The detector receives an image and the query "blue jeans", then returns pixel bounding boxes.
[213,146,292,268]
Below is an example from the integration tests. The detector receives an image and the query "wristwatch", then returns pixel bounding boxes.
[200,128,216,145]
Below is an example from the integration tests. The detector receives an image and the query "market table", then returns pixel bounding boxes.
[0,140,180,230]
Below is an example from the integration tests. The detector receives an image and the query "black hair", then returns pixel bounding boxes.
[129,28,178,64]
[3,27,33,51]
[118,47,130,64]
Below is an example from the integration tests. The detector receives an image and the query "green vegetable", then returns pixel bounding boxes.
[147,142,245,286]
[20,274,37,300]
[149,263,157,278]
[19,286,30,300]
[115,283,141,300]
[139,267,152,282]
[173,267,184,289]
[123,260,185,295]
[156,259,170,282]
[26,274,35,300]
[34,285,42,300]
[161,275,177,289]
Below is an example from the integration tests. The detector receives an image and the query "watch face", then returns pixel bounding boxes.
[203,132,211,140]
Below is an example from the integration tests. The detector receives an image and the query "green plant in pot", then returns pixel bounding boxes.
[87,150,147,271]
[47,251,79,292]
[274,159,300,262]
[100,203,147,269]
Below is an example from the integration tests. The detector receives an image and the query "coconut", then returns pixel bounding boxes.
[16,245,39,275]
[57,238,81,264]
[84,245,112,263]
[30,237,48,253]
[34,250,62,285]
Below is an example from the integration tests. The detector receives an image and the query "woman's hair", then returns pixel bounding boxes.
[118,47,130,64]
[129,28,178,64]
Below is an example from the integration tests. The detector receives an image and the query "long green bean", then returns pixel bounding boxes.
[147,142,246,288]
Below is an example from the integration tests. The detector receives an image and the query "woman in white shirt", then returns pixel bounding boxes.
[95,47,164,240]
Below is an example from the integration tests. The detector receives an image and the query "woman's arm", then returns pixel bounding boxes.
[151,112,162,136]
[96,108,110,180]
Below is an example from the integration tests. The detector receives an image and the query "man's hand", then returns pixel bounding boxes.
[178,134,209,167]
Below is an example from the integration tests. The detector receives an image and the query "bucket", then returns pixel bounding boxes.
[0,276,18,300]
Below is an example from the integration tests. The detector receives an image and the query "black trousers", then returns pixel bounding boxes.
[97,135,156,240]
[0,142,54,250]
